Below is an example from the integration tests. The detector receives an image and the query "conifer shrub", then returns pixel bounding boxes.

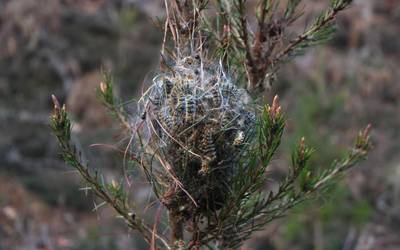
[51,1,372,249]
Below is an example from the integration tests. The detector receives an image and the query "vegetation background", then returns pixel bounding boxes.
[0,0,399,249]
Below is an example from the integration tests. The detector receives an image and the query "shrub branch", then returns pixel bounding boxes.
[50,95,171,250]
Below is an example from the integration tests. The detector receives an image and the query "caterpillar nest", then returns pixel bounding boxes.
[139,55,255,216]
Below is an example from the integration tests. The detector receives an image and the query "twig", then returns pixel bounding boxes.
[272,1,350,66]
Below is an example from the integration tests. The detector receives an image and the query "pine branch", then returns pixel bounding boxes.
[193,96,371,249]
[225,123,371,248]
[98,70,132,131]
[234,0,253,66]
[284,0,302,21]
[211,0,352,92]
[50,95,171,250]
[272,0,352,65]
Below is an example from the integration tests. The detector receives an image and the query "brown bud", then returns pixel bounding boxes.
[267,95,281,119]
[362,124,372,140]
[300,137,306,150]
[51,94,60,111]
[111,179,118,189]
[100,82,107,94]
[271,95,279,113]
[298,137,307,160]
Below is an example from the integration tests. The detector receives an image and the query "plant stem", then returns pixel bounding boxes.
[170,211,184,249]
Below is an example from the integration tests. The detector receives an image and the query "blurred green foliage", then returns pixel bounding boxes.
[281,77,373,249]
[73,226,119,250]
[119,8,139,27]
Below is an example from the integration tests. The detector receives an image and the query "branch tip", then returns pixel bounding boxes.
[268,95,281,119]
[51,94,60,111]
[100,81,108,94]
[299,137,306,152]
[363,124,372,139]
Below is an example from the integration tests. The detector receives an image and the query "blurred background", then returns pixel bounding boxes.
[0,0,399,249]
